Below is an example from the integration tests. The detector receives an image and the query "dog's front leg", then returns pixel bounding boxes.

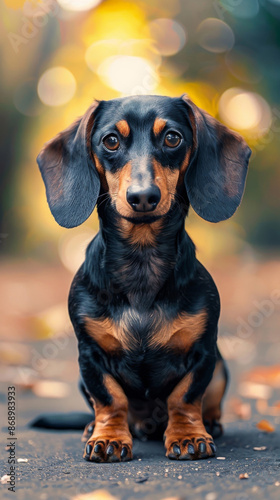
[79,344,132,463]
[164,362,217,461]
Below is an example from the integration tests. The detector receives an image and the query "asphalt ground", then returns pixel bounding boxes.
[1,381,280,500]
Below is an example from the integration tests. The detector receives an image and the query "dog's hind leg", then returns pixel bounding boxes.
[202,350,229,439]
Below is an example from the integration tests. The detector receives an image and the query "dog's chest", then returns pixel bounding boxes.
[110,246,176,309]
[113,305,169,352]
[112,306,186,396]
[107,304,205,396]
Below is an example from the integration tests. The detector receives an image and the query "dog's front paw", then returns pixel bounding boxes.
[164,431,216,460]
[83,434,133,463]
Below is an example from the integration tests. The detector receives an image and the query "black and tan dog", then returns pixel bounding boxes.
[37,95,251,463]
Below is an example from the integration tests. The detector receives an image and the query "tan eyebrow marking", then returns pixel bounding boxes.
[153,118,167,136]
[116,120,130,138]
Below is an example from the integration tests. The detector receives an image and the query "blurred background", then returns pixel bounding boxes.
[0,0,279,430]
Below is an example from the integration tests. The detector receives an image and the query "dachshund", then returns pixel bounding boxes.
[37,94,251,463]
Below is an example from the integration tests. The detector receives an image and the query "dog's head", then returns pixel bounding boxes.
[37,95,251,228]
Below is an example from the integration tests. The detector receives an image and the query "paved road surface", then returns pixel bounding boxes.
[1,387,279,500]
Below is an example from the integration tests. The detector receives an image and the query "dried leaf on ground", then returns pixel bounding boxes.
[239,473,249,479]
[256,419,275,433]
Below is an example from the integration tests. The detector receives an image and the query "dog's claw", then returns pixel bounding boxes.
[106,444,114,456]
[86,444,92,457]
[199,442,206,454]
[188,443,195,455]
[173,444,181,456]
[94,443,102,453]
[210,443,216,455]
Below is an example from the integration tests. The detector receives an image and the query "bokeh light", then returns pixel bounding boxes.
[149,18,187,56]
[37,67,76,107]
[58,229,96,274]
[81,1,148,46]
[4,0,25,9]
[220,0,259,18]
[197,18,235,53]
[57,0,102,12]
[219,88,272,136]
[85,39,161,74]
[97,55,159,94]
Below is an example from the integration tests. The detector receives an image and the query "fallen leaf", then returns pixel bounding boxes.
[256,419,275,433]
[239,473,249,480]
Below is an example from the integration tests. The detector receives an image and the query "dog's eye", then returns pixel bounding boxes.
[103,134,120,151]
[164,131,181,148]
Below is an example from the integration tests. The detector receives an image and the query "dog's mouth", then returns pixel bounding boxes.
[111,195,173,224]
[120,213,164,224]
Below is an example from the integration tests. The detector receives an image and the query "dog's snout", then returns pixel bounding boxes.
[126,185,161,212]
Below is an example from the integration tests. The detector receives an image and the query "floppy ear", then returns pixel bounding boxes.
[37,101,101,228]
[182,95,251,223]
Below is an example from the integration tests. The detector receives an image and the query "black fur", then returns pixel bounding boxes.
[36,95,250,441]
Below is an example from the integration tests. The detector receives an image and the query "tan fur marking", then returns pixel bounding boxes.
[153,159,179,210]
[202,359,227,422]
[103,374,128,408]
[84,315,136,353]
[164,372,214,459]
[92,373,130,434]
[168,372,193,407]
[107,161,131,217]
[178,147,192,184]
[93,153,108,190]
[110,159,170,221]
[149,309,207,350]
[85,317,122,353]
[118,219,163,246]
[84,374,133,462]
[153,118,167,136]
[116,120,130,138]
[108,158,180,220]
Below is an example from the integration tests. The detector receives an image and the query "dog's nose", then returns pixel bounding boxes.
[126,185,161,212]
